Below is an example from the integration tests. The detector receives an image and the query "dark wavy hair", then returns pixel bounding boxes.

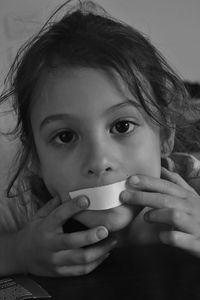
[0,0,198,199]
[173,81,200,153]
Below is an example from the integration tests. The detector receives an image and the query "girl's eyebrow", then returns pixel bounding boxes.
[39,99,141,131]
[106,98,141,114]
[40,113,73,131]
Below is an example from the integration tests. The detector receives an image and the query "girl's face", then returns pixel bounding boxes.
[31,67,162,231]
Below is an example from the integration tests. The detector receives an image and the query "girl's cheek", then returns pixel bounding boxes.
[40,165,76,197]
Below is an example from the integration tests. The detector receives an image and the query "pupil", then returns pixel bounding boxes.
[116,121,129,133]
[60,132,74,143]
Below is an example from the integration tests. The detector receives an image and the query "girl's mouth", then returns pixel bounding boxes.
[69,180,127,210]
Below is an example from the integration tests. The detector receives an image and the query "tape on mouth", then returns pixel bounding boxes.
[69,180,126,210]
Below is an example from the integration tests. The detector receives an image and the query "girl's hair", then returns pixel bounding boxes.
[174,81,200,153]
[0,0,199,199]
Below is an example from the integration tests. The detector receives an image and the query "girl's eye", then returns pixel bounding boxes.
[111,120,136,135]
[53,131,76,145]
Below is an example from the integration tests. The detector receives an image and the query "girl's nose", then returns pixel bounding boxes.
[86,160,113,176]
[82,141,117,177]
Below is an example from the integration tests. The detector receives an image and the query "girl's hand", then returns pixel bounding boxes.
[16,196,116,277]
[120,167,200,257]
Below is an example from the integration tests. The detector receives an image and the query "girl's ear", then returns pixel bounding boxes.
[160,125,176,157]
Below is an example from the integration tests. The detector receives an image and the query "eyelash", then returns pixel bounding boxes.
[110,119,137,136]
[50,119,137,147]
[51,130,77,147]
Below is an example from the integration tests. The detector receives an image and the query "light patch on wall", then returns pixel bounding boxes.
[3,11,43,41]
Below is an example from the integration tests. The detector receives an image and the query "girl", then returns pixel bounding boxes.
[0,0,200,277]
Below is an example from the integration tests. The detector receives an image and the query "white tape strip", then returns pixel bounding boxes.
[69,180,126,210]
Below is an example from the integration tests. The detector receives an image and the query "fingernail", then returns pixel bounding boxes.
[76,196,90,209]
[129,176,140,184]
[120,191,130,202]
[96,227,109,240]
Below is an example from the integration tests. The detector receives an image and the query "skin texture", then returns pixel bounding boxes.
[31,67,162,232]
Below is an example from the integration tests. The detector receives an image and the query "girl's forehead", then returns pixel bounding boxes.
[33,66,133,103]
[31,66,158,124]
[33,66,146,103]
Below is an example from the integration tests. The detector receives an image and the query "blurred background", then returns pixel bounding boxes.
[0,0,199,190]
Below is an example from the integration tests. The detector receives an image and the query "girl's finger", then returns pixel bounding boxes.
[144,208,199,236]
[127,174,189,199]
[120,190,191,213]
[55,226,109,250]
[161,167,198,195]
[48,196,90,229]
[159,231,200,258]
[35,196,61,218]
[53,238,117,266]
[55,252,110,277]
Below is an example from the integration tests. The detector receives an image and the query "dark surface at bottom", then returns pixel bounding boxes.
[32,244,200,300]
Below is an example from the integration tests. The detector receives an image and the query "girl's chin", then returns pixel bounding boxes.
[74,204,140,232]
